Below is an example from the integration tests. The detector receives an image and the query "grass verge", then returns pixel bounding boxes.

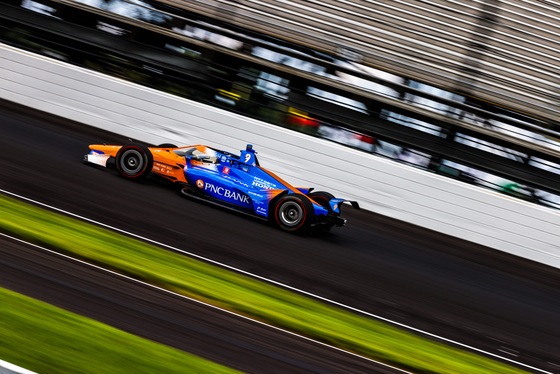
[0,287,240,374]
[0,194,528,373]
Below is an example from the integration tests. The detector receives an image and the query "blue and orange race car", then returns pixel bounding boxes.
[85,142,359,232]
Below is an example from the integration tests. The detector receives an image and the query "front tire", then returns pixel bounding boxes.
[115,143,153,179]
[157,143,178,148]
[274,195,315,232]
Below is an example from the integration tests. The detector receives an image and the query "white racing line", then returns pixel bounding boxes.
[0,189,552,374]
[0,359,37,374]
[0,232,410,373]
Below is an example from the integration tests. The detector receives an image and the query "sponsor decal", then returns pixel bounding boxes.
[248,191,265,200]
[252,177,277,189]
[196,179,204,189]
[153,162,176,175]
[204,182,250,204]
[223,166,230,175]
[222,175,250,188]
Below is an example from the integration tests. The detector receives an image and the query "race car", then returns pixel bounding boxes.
[84,142,359,232]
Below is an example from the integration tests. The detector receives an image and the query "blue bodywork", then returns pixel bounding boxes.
[180,144,352,225]
[86,142,358,229]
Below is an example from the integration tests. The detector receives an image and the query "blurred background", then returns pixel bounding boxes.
[2,0,560,209]
[3,3,560,373]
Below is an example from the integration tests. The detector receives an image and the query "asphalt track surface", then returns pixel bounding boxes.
[1,99,560,373]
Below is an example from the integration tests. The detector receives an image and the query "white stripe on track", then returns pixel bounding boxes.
[0,231,411,373]
[0,188,552,374]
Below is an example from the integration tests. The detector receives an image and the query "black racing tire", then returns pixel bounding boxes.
[308,191,336,231]
[115,143,153,179]
[273,194,315,232]
[157,143,178,148]
[308,191,335,212]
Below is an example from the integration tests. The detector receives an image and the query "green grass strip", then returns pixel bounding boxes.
[0,287,240,374]
[0,194,528,373]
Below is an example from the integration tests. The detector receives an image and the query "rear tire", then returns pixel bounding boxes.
[308,191,336,231]
[308,191,335,212]
[115,143,153,179]
[274,195,315,232]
